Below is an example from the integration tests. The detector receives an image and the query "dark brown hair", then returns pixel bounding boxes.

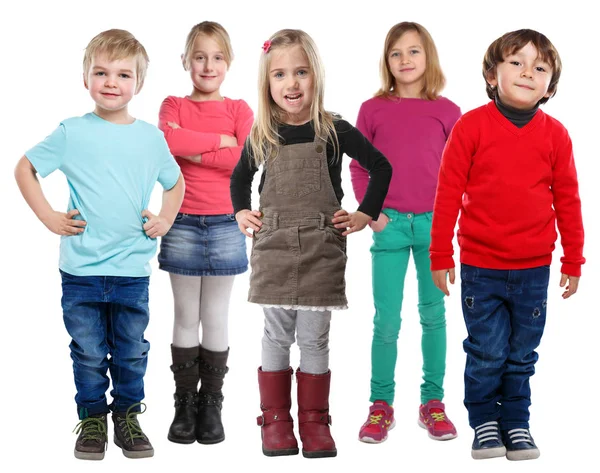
[483,29,561,105]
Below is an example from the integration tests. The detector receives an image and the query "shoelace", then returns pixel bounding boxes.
[73,416,107,442]
[475,420,501,444]
[369,413,384,425]
[116,402,147,445]
[507,428,534,445]
[431,412,446,422]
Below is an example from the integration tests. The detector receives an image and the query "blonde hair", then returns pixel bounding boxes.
[83,29,149,92]
[376,22,445,100]
[182,21,234,70]
[249,29,339,167]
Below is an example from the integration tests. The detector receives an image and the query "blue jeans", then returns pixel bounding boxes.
[460,264,550,430]
[60,270,150,419]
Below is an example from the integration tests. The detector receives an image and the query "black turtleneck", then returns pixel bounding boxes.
[494,96,539,128]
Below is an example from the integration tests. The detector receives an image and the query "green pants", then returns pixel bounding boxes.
[369,209,446,405]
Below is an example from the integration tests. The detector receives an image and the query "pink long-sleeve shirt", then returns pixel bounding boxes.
[350,96,461,213]
[159,96,253,214]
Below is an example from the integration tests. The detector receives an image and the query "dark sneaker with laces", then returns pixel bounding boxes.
[503,428,540,461]
[471,421,506,459]
[112,403,154,458]
[73,413,108,460]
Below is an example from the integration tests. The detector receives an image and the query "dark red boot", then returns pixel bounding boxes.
[296,369,337,458]
[257,367,299,457]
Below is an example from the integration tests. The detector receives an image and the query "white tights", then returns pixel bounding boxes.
[169,273,235,352]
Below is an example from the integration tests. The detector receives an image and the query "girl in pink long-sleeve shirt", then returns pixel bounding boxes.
[157,21,253,446]
[350,22,461,445]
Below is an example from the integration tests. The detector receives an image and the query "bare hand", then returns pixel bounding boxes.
[369,212,390,233]
[432,268,455,296]
[142,210,172,238]
[42,209,86,236]
[220,135,238,148]
[332,209,372,236]
[167,122,181,129]
[560,273,580,299]
[236,209,262,238]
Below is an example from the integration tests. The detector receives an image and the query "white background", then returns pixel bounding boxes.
[1,1,597,472]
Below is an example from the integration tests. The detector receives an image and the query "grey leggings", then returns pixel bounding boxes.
[261,307,331,374]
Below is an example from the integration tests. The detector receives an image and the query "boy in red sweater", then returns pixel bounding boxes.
[430,29,584,461]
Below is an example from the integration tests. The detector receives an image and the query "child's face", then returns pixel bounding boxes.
[488,42,552,110]
[85,54,138,113]
[387,31,427,91]
[188,34,228,100]
[269,44,314,125]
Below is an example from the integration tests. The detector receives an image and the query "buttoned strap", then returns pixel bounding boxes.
[256,408,293,426]
[170,357,199,373]
[298,410,332,425]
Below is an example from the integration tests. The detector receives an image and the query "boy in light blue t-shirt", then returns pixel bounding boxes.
[14,29,184,461]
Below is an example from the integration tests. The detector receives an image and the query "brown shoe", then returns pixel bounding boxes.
[73,413,108,460]
[112,403,154,458]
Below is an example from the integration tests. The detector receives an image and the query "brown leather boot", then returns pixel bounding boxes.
[296,369,337,458]
[256,367,299,456]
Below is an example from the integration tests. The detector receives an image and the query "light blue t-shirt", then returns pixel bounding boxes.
[26,113,181,277]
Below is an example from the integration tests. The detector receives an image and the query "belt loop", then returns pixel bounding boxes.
[319,212,325,230]
[273,212,279,231]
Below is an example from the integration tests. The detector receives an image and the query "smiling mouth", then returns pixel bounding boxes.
[400,68,414,72]
[285,93,303,103]
[516,84,534,90]
[102,93,119,97]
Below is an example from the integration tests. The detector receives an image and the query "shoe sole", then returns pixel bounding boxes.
[417,419,457,440]
[114,435,154,458]
[302,448,337,458]
[167,434,196,445]
[197,436,225,445]
[506,448,540,461]
[262,447,300,457]
[358,419,396,443]
[74,449,105,461]
[471,445,507,459]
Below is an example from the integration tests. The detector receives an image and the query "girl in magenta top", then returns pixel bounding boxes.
[350,22,461,444]
[157,21,253,446]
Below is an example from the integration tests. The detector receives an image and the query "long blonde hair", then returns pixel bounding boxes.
[376,22,445,100]
[249,29,339,167]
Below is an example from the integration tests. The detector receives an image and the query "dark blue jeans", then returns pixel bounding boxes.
[60,270,150,419]
[460,264,550,430]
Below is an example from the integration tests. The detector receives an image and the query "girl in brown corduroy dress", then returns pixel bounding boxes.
[230,29,392,458]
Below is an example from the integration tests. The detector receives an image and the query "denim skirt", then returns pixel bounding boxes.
[158,213,248,276]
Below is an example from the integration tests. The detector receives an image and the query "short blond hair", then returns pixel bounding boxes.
[182,21,234,70]
[83,29,149,92]
[376,22,445,100]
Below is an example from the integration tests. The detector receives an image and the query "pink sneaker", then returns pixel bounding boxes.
[418,400,457,440]
[358,401,395,443]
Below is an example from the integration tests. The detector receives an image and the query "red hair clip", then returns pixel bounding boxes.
[262,40,272,53]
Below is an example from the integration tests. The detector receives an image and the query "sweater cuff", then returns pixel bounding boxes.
[560,262,581,277]
[357,204,379,221]
[430,256,455,271]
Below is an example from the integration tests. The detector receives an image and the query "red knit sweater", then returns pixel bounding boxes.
[430,102,585,276]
